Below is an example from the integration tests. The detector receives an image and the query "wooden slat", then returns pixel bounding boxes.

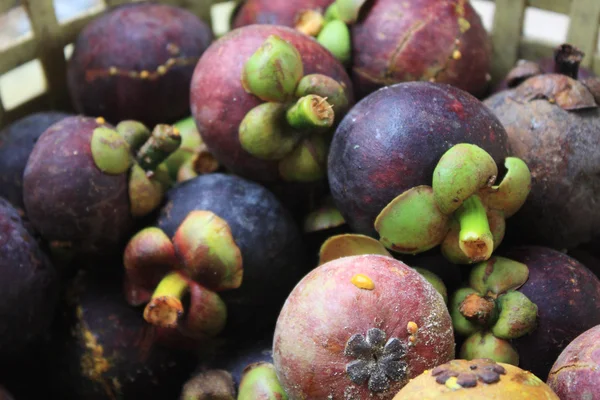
[491,0,527,82]
[566,0,600,68]
[1,93,63,127]
[22,0,70,110]
[0,35,36,75]
[518,37,556,61]
[0,94,5,128]
[0,0,17,15]
[527,0,571,14]
[60,12,104,45]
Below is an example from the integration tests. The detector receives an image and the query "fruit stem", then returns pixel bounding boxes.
[286,95,334,130]
[459,292,496,326]
[143,271,189,328]
[136,124,182,171]
[295,9,325,36]
[553,44,584,79]
[455,195,494,262]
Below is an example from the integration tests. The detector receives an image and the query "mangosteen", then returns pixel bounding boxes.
[450,246,600,380]
[393,359,559,399]
[47,268,197,400]
[547,324,600,399]
[190,24,353,184]
[0,197,59,362]
[67,3,213,127]
[123,173,306,342]
[329,82,531,264]
[0,111,72,211]
[232,0,492,99]
[23,115,182,258]
[273,254,455,398]
[484,44,600,250]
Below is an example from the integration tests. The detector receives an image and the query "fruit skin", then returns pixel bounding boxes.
[47,269,197,400]
[484,75,600,250]
[0,198,59,360]
[273,254,455,399]
[0,112,72,210]
[232,0,334,30]
[23,116,133,256]
[502,246,600,380]
[190,24,353,182]
[156,173,306,332]
[328,82,510,236]
[547,324,600,399]
[351,0,491,99]
[67,3,213,127]
[393,359,558,399]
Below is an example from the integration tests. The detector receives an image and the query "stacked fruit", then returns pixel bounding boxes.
[2,1,600,399]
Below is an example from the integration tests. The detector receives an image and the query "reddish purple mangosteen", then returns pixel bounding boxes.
[329,82,532,265]
[485,44,600,249]
[547,324,600,399]
[190,24,353,183]
[232,0,334,32]
[67,3,213,127]
[232,0,492,99]
[23,115,181,259]
[0,111,73,211]
[46,269,197,400]
[273,254,455,399]
[450,246,600,381]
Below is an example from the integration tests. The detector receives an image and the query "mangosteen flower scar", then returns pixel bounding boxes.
[375,143,532,264]
[344,327,409,392]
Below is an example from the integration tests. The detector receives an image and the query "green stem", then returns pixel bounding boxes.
[136,124,182,171]
[116,120,151,152]
[286,95,334,130]
[455,195,494,262]
[143,271,189,328]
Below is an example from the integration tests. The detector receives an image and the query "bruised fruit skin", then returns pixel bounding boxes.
[393,359,558,399]
[23,116,133,256]
[232,0,334,29]
[502,246,600,380]
[547,324,600,399]
[484,45,600,249]
[273,254,455,399]
[0,112,72,210]
[68,3,213,127]
[157,173,306,332]
[351,0,492,99]
[329,82,510,236]
[48,270,196,400]
[190,25,353,182]
[0,198,59,360]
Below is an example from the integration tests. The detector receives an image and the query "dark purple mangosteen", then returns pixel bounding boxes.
[0,111,72,211]
[67,3,213,127]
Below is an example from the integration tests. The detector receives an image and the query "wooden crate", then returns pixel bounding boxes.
[0,0,598,129]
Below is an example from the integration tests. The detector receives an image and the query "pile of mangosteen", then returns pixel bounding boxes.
[2,1,600,399]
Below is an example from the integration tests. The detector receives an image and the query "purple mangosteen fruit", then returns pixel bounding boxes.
[451,246,600,380]
[547,324,600,399]
[67,3,213,127]
[0,197,59,362]
[47,269,197,400]
[0,111,72,211]
[484,44,600,249]
[232,0,492,99]
[329,82,531,264]
[123,173,306,343]
[190,24,353,183]
[23,115,182,258]
[273,254,455,398]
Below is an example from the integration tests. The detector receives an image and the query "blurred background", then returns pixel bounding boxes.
[0,0,597,111]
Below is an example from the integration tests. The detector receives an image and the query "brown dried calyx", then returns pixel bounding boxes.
[459,293,496,325]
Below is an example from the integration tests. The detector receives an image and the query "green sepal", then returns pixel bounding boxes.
[303,205,345,233]
[241,35,304,103]
[278,134,327,182]
[128,163,165,218]
[116,120,151,152]
[460,331,520,366]
[374,186,450,255]
[335,0,368,23]
[469,256,530,295]
[484,157,532,218]
[317,20,351,65]
[238,362,288,400]
[286,95,334,130]
[295,74,350,117]
[491,291,538,339]
[319,233,391,265]
[90,126,132,175]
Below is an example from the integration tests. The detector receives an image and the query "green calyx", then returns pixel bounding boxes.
[319,233,391,265]
[238,362,288,400]
[241,35,304,103]
[116,120,151,152]
[450,256,538,366]
[374,144,532,264]
[303,202,346,233]
[162,116,205,180]
[91,126,132,174]
[317,20,351,65]
[296,74,350,116]
[334,0,368,23]
[278,134,328,181]
[128,163,165,218]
